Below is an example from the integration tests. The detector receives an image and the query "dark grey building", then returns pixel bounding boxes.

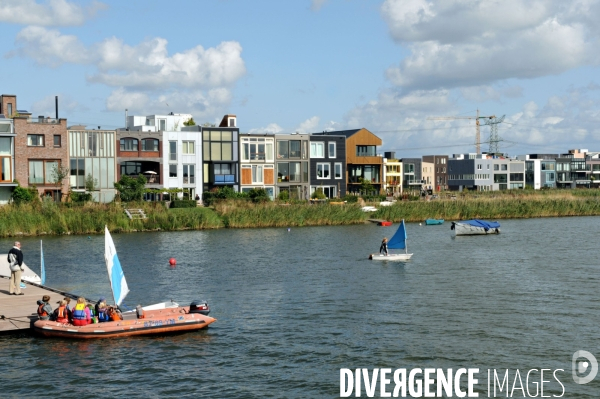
[309,134,346,198]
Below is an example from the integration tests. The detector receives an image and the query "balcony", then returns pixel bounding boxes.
[214,174,235,184]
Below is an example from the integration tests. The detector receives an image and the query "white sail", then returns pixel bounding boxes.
[104,226,129,306]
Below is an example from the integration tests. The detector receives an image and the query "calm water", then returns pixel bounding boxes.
[0,217,598,398]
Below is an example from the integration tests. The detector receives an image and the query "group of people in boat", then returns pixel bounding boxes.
[36,295,122,325]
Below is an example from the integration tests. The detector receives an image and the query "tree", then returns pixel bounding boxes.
[85,174,98,193]
[184,117,196,126]
[50,164,70,201]
[114,174,147,202]
[359,178,374,195]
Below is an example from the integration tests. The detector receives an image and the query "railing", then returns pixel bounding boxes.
[27,117,61,124]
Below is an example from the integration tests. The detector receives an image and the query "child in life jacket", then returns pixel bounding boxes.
[71,297,91,326]
[52,300,71,323]
[37,295,53,320]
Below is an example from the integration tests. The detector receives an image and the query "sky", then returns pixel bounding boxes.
[1,0,599,157]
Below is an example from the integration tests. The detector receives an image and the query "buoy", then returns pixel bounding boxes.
[287,228,291,232]
[169,258,176,266]
[88,236,91,239]
[419,223,422,226]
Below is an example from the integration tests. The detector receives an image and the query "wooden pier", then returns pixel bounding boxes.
[0,276,81,333]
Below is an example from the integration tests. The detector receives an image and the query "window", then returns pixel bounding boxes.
[169,164,177,177]
[159,119,166,131]
[27,135,44,147]
[356,145,376,156]
[169,141,177,161]
[317,163,330,179]
[242,139,267,161]
[328,142,336,158]
[29,160,60,184]
[277,162,289,182]
[278,140,301,158]
[0,156,10,182]
[252,165,263,184]
[120,138,138,151]
[494,174,507,183]
[510,173,524,181]
[310,142,324,158]
[183,164,195,183]
[477,164,482,170]
[182,141,195,155]
[501,164,508,171]
[53,135,61,147]
[120,161,142,177]
[142,139,159,151]
[7,103,12,117]
[494,164,499,171]
[405,164,415,173]
[335,163,342,179]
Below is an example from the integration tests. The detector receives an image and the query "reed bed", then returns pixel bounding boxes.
[0,202,223,237]
[374,196,600,222]
[213,200,367,228]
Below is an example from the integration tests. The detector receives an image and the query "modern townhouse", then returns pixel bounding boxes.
[0,116,15,204]
[118,112,201,200]
[448,154,525,191]
[68,126,118,202]
[274,133,310,200]
[400,157,422,192]
[422,160,434,192]
[239,133,276,200]
[422,155,448,191]
[309,134,346,198]
[2,94,69,201]
[516,154,558,189]
[183,114,239,194]
[382,152,402,197]
[313,129,383,195]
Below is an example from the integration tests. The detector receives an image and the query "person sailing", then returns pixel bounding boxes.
[53,300,71,323]
[379,237,389,256]
[71,297,91,326]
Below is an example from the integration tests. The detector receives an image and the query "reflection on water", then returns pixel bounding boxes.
[0,217,599,397]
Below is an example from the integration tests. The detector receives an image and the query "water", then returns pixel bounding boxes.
[0,217,598,398]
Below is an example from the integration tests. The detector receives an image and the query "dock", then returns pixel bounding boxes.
[0,276,81,333]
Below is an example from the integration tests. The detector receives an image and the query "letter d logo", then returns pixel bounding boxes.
[572,350,598,384]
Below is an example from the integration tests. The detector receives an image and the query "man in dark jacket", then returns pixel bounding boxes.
[7,241,24,295]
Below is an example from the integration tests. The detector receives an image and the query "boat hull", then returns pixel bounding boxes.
[451,222,500,236]
[369,253,413,261]
[33,306,216,339]
[425,219,444,225]
[378,221,392,226]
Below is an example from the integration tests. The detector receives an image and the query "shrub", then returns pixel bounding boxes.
[278,190,289,201]
[71,191,92,202]
[170,200,197,208]
[342,195,359,203]
[311,188,326,199]
[248,188,271,203]
[12,185,37,204]
[114,175,147,202]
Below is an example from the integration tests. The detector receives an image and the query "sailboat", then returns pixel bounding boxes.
[32,227,216,339]
[369,219,413,261]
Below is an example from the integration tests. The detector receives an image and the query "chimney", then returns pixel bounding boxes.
[55,96,58,119]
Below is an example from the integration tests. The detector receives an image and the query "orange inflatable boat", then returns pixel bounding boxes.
[33,306,216,339]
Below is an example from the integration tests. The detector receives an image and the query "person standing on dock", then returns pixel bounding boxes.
[7,241,24,295]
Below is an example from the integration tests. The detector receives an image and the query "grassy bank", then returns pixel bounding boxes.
[2,190,600,237]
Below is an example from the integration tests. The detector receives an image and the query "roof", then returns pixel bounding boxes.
[313,129,361,138]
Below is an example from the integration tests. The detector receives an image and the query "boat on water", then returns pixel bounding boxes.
[451,219,500,236]
[378,221,392,227]
[369,219,413,261]
[33,227,216,339]
[425,219,444,225]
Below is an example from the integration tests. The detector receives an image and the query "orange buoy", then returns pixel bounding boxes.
[169,258,176,266]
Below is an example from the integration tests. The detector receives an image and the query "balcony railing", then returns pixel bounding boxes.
[27,117,61,124]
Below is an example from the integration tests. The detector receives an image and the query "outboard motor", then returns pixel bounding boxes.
[189,300,210,315]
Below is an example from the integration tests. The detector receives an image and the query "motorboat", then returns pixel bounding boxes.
[425,219,444,225]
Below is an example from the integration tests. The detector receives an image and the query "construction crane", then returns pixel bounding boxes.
[427,110,497,154]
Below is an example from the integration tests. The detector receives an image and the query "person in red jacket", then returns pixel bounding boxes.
[53,300,71,323]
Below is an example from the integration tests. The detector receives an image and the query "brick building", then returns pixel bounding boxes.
[1,94,69,200]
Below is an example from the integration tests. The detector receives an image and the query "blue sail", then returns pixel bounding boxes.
[387,219,407,250]
[40,240,45,285]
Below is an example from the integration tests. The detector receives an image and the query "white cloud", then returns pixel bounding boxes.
[0,0,106,27]
[248,123,284,134]
[295,116,320,133]
[30,94,83,118]
[9,27,246,118]
[460,85,523,102]
[381,0,600,91]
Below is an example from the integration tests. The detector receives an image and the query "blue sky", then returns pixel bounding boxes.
[1,0,600,157]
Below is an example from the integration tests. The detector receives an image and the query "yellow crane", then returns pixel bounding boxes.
[427,110,496,154]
